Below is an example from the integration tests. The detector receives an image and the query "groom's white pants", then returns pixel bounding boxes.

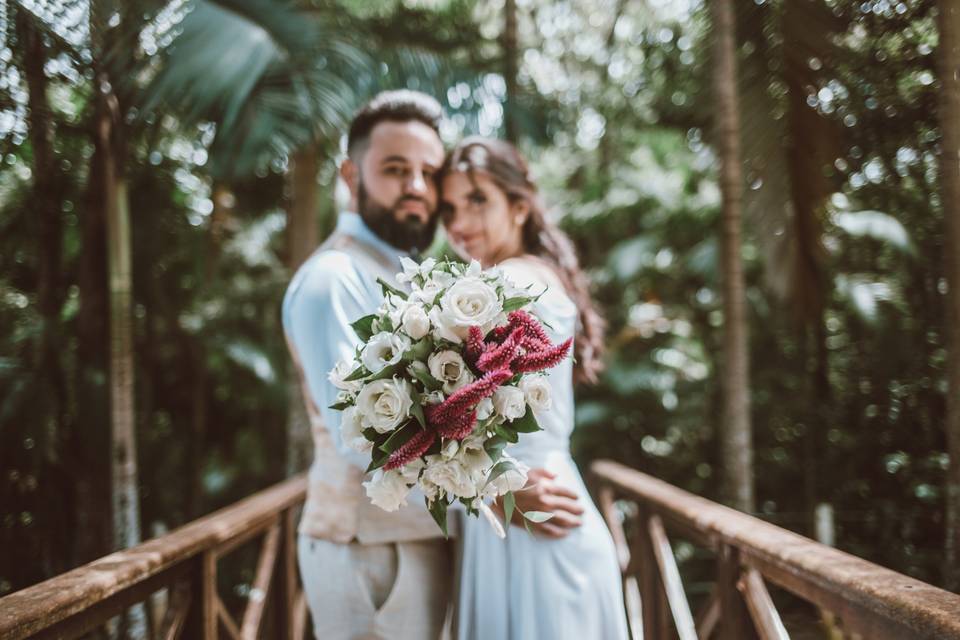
[298,535,452,639]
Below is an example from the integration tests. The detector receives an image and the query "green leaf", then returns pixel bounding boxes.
[345,365,371,382]
[484,435,508,463]
[366,451,390,474]
[502,296,535,313]
[522,510,555,523]
[410,397,427,429]
[378,420,419,454]
[351,314,378,342]
[494,423,519,444]
[377,277,409,301]
[369,363,399,382]
[403,337,433,362]
[503,491,516,525]
[409,365,443,392]
[427,497,449,537]
[508,405,541,433]
[486,459,517,485]
[380,314,395,333]
[328,400,352,411]
[362,427,379,440]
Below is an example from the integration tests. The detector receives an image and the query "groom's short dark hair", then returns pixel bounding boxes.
[347,90,443,160]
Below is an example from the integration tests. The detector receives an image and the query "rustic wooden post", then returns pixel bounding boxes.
[717,543,754,640]
[635,506,669,639]
[276,507,298,640]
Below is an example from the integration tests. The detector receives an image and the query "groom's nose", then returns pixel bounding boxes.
[404,169,429,197]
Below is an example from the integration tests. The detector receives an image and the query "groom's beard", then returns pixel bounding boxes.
[358,182,437,254]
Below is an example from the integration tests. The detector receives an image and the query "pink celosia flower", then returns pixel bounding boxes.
[384,428,436,470]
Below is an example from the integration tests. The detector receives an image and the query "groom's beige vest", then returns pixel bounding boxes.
[287,230,446,544]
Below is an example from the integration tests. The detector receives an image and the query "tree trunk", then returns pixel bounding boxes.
[938,0,960,591]
[285,144,320,475]
[73,115,112,569]
[16,5,70,579]
[711,0,754,513]
[502,0,519,143]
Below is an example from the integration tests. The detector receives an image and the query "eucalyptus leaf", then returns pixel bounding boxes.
[503,296,535,313]
[486,459,517,485]
[522,510,555,523]
[369,363,399,382]
[328,400,352,411]
[503,490,516,525]
[427,498,449,537]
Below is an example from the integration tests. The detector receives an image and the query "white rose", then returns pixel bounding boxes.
[356,377,414,433]
[401,305,431,340]
[363,469,412,512]
[429,276,502,343]
[421,455,477,499]
[329,359,362,393]
[427,350,475,394]
[475,397,494,421]
[519,375,552,413]
[484,455,530,498]
[361,332,411,373]
[339,406,372,453]
[441,439,460,459]
[493,385,527,421]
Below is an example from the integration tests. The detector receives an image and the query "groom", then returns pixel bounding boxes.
[283,90,450,639]
[283,90,584,639]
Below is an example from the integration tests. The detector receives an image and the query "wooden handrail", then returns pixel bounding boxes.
[592,460,960,640]
[0,473,307,639]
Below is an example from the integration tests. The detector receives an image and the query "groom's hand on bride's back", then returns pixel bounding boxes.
[493,468,584,538]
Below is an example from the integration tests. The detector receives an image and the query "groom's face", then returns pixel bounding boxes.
[352,120,445,252]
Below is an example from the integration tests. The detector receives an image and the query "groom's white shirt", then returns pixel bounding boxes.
[282,211,445,544]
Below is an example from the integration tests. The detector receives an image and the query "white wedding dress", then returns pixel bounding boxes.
[453,257,629,640]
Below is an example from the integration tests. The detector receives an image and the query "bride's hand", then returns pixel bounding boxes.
[491,468,584,538]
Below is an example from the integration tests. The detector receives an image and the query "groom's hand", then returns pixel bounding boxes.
[492,468,584,538]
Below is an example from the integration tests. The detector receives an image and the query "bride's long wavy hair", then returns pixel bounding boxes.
[441,136,606,385]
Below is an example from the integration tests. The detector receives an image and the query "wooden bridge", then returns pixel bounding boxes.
[1,461,959,639]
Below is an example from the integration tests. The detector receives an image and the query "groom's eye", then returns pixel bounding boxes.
[384,165,406,176]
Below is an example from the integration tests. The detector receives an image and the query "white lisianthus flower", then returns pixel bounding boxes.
[410,271,455,305]
[361,332,411,373]
[493,385,527,421]
[429,276,503,343]
[363,468,412,512]
[458,441,494,484]
[339,406,372,453]
[419,474,442,502]
[398,257,438,284]
[401,305,431,340]
[519,375,552,414]
[356,377,413,433]
[427,350,475,394]
[421,455,477,498]
[485,455,530,498]
[441,439,460,459]
[329,359,362,393]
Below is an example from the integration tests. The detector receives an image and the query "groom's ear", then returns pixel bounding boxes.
[340,159,360,195]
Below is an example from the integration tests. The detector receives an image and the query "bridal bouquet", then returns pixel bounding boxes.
[328,257,571,536]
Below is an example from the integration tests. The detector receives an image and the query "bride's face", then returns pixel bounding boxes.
[439,171,527,267]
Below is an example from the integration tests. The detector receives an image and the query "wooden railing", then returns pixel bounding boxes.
[6,462,960,639]
[591,460,960,640]
[0,473,308,640]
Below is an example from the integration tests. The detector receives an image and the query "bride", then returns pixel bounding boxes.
[438,137,629,639]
